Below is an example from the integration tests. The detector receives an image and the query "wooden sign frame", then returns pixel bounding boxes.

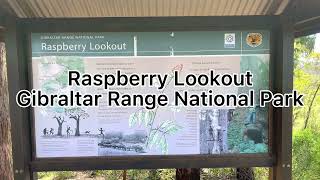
[3,16,293,180]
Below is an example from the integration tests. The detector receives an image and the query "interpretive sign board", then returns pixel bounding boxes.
[30,31,270,158]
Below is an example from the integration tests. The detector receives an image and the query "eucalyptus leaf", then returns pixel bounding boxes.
[129,113,138,127]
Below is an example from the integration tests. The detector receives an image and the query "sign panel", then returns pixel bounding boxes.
[31,31,270,158]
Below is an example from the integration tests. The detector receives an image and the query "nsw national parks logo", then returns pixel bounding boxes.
[246,33,262,47]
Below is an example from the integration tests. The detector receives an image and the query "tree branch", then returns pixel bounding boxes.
[304,82,320,129]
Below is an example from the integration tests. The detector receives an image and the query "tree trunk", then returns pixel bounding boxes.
[57,123,63,136]
[0,42,14,179]
[122,170,127,180]
[75,119,80,136]
[304,82,320,129]
[176,168,200,180]
[236,168,254,180]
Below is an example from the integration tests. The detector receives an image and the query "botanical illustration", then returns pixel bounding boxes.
[127,64,184,154]
[38,57,92,138]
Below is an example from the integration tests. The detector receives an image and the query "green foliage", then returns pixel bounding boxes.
[293,66,320,130]
[228,107,268,153]
[53,171,76,180]
[253,167,269,180]
[201,168,236,179]
[227,114,244,150]
[38,171,75,180]
[37,172,52,179]
[225,55,270,154]
[201,168,268,179]
[292,34,320,179]
[294,35,316,67]
[293,129,320,180]
[240,55,269,101]
[38,168,269,180]
[88,169,173,180]
[95,170,123,179]
[293,35,320,131]
[233,140,267,153]
[127,169,150,180]
[158,169,175,180]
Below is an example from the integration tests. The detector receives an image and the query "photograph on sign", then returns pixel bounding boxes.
[31,31,270,157]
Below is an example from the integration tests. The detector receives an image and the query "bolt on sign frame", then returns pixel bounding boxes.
[2,15,294,180]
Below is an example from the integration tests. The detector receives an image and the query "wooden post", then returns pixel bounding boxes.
[4,17,35,180]
[269,15,294,180]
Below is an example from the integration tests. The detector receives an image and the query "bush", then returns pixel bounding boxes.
[253,167,269,180]
[201,168,236,179]
[38,171,75,180]
[95,170,123,179]
[293,129,320,180]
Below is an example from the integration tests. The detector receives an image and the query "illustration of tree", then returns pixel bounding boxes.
[65,108,89,136]
[53,115,66,136]
[129,64,183,154]
[38,57,87,137]
[45,106,67,136]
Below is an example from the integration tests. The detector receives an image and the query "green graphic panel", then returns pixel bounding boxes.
[32,31,270,57]
[32,33,134,56]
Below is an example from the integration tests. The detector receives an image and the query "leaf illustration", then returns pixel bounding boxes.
[138,110,145,125]
[129,109,155,128]
[159,120,182,135]
[129,113,138,127]
[127,64,186,155]
[144,111,154,126]
[147,130,169,154]
[148,130,158,149]
[158,136,168,154]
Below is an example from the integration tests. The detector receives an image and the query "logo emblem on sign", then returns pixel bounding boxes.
[246,33,262,48]
[224,33,235,48]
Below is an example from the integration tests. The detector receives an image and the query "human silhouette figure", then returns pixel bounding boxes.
[43,128,48,136]
[66,126,71,137]
[98,128,104,135]
[49,128,54,135]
